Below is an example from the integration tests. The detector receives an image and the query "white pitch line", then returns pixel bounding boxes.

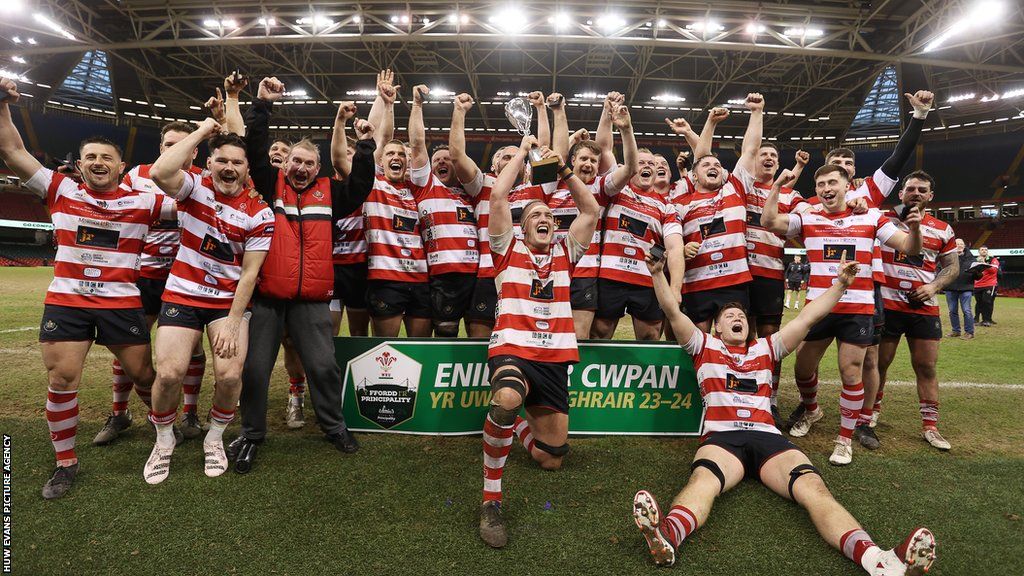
[820,379,1024,391]
[0,326,35,334]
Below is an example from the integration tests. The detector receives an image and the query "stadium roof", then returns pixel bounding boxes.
[2,0,1023,146]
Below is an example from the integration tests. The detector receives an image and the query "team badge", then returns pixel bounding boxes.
[313,190,324,200]
[42,320,58,332]
[165,307,180,318]
[130,325,142,335]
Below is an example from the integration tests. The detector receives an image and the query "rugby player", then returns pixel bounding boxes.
[633,250,937,575]
[144,118,273,484]
[761,165,923,466]
[478,136,600,548]
[875,171,957,451]
[0,77,172,498]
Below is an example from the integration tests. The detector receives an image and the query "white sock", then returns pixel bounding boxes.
[859,545,883,573]
[155,423,176,449]
[289,394,303,405]
[784,295,790,307]
[205,420,227,444]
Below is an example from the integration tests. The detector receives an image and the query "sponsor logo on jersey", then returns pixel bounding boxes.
[393,214,417,232]
[199,234,235,262]
[75,225,120,249]
[456,206,476,224]
[823,244,856,261]
[894,251,925,268]
[530,279,554,301]
[699,217,727,239]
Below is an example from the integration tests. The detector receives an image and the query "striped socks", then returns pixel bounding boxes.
[840,528,882,572]
[182,353,205,414]
[46,388,79,467]
[796,374,819,412]
[839,381,865,440]
[660,506,698,549]
[482,414,514,503]
[111,360,132,416]
[513,416,535,453]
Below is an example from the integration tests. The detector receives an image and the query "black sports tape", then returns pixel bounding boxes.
[691,458,726,493]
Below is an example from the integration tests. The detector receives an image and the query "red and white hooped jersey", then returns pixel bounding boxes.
[683,330,789,437]
[414,174,479,275]
[364,164,430,283]
[871,242,885,284]
[489,229,586,364]
[469,173,548,279]
[162,172,274,309]
[545,173,615,279]
[785,208,899,315]
[122,164,205,280]
[599,183,682,287]
[846,167,900,210]
[26,167,169,309]
[673,168,753,293]
[745,181,808,280]
[880,213,955,316]
[333,205,366,265]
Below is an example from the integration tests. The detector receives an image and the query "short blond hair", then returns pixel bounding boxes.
[288,137,320,159]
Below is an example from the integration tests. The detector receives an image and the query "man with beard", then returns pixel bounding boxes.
[545,92,636,338]
[93,121,206,446]
[0,77,173,498]
[363,72,434,338]
[231,77,377,472]
[144,119,273,483]
[761,164,923,466]
[875,171,957,452]
[478,136,601,548]
[670,95,765,334]
[410,86,479,337]
[632,250,937,576]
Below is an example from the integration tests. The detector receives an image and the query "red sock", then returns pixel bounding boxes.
[208,403,235,426]
[796,374,819,412]
[111,360,133,416]
[873,382,885,414]
[920,401,939,430]
[149,408,177,427]
[134,380,153,409]
[513,416,535,453]
[840,529,877,567]
[660,505,698,549]
[182,354,205,414]
[839,381,865,440]
[482,415,514,503]
[289,376,306,397]
[857,404,874,426]
[46,388,79,467]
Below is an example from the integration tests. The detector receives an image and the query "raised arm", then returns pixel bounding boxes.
[211,249,268,359]
[243,76,284,202]
[528,91,550,148]
[332,120,377,216]
[555,148,600,248]
[791,149,810,181]
[694,107,729,159]
[449,93,481,185]
[548,92,569,161]
[596,92,623,173]
[778,258,859,352]
[647,252,698,344]
[489,136,533,238]
[608,105,638,192]
[151,117,222,199]
[223,73,248,136]
[761,169,798,234]
[735,93,764,176]
[331,101,357,178]
[664,117,700,154]
[0,79,44,186]
[409,85,429,170]
[880,91,934,180]
[882,208,923,256]
[371,70,398,164]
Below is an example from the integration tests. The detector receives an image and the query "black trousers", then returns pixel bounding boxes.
[974,287,996,323]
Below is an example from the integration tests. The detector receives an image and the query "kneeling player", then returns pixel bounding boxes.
[143,120,272,484]
[478,137,600,548]
[632,253,936,575]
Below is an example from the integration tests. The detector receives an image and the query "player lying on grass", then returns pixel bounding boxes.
[631,251,937,575]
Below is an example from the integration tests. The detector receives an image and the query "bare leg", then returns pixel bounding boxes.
[371,314,404,337]
[467,319,494,339]
[572,309,595,340]
[632,317,663,341]
[346,308,370,336]
[404,315,433,337]
[590,317,620,339]
[522,406,569,470]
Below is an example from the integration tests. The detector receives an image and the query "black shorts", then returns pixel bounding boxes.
[334,263,368,310]
[683,283,751,325]
[596,278,664,322]
[700,430,801,479]
[466,277,498,322]
[488,355,570,414]
[39,304,149,346]
[882,309,943,340]
[805,313,874,346]
[366,280,431,318]
[159,302,243,331]
[429,273,477,322]
[570,277,599,311]
[748,276,784,326]
[786,280,802,291]
[137,277,167,316]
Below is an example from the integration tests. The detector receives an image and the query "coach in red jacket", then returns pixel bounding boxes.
[230,77,376,472]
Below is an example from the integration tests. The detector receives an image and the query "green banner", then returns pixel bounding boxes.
[336,338,704,436]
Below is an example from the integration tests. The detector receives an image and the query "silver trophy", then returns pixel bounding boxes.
[504,97,560,184]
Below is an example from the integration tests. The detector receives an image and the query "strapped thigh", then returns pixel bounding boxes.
[691,458,726,494]
[533,438,569,457]
[488,367,527,425]
[788,463,822,501]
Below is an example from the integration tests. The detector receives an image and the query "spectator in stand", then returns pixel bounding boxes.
[943,239,975,339]
[973,245,1000,327]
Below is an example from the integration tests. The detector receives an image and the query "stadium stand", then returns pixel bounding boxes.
[0,244,54,266]
[0,187,49,222]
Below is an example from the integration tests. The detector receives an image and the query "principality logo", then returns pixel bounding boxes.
[349,344,421,429]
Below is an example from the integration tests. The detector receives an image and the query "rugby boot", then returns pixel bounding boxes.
[204,439,229,478]
[923,428,951,451]
[479,501,508,548]
[855,424,881,450]
[181,411,203,440]
[143,443,174,485]
[285,396,306,429]
[869,527,937,576]
[632,490,676,567]
[829,438,854,466]
[788,407,823,438]
[41,463,79,500]
[93,411,132,446]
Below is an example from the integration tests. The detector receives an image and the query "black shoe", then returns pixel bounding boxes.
[232,437,262,474]
[980,321,993,327]
[854,424,881,450]
[771,405,784,430]
[42,463,79,500]
[326,429,360,454]
[226,435,246,461]
[784,404,806,431]
[989,320,997,325]
[181,411,203,440]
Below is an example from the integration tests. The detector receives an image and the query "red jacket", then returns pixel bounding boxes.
[258,173,334,301]
[974,257,999,289]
